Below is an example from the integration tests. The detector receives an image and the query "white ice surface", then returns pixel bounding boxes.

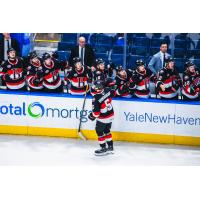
[0,134,200,165]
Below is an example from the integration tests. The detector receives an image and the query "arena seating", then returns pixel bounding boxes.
[57,33,200,72]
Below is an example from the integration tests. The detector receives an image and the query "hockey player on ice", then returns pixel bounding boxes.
[88,80,128,156]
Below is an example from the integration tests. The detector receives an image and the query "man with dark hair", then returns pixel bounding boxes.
[156,57,182,100]
[0,33,20,64]
[88,80,128,156]
[0,48,26,90]
[148,41,171,74]
[182,61,200,101]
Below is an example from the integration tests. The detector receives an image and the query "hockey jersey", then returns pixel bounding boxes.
[156,67,182,99]
[0,57,26,90]
[42,59,62,90]
[129,68,154,98]
[66,66,92,95]
[182,69,200,99]
[114,70,132,98]
[26,58,43,90]
[91,87,116,123]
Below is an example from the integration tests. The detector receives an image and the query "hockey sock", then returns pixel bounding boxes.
[98,135,106,148]
[105,133,113,147]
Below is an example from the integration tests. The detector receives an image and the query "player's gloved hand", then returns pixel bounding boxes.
[88,113,96,121]
[4,74,10,81]
[190,86,196,94]
[33,78,40,86]
[120,84,129,93]
[160,84,165,91]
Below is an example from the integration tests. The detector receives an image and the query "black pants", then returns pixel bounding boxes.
[95,121,113,148]
[160,95,178,100]
[43,83,63,93]
[182,94,199,101]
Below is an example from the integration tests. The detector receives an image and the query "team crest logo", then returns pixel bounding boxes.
[7,65,11,68]
[74,73,77,77]
[96,71,101,75]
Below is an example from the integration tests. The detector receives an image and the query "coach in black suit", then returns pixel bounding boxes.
[68,36,95,67]
[0,33,20,64]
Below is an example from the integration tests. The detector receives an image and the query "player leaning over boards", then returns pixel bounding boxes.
[88,80,128,156]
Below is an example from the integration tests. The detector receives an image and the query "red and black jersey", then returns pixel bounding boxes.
[0,57,26,90]
[91,87,116,123]
[114,70,132,97]
[42,59,62,90]
[66,66,92,95]
[92,69,109,82]
[156,67,182,99]
[182,69,200,99]
[26,58,44,90]
[129,68,153,98]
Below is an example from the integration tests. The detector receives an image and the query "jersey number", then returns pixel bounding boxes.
[104,99,112,111]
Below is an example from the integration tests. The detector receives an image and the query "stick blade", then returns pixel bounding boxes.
[78,131,87,141]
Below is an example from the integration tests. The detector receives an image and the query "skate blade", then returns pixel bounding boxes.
[94,152,108,156]
[107,151,114,155]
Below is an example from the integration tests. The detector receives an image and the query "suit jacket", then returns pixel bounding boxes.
[68,44,95,67]
[0,38,20,63]
[148,51,171,74]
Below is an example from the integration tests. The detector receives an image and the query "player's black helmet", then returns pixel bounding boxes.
[7,47,16,54]
[185,61,195,68]
[115,65,124,72]
[73,57,81,66]
[42,52,51,61]
[96,58,105,65]
[93,80,104,90]
[28,51,38,60]
[165,57,174,64]
[136,59,145,67]
[52,51,59,59]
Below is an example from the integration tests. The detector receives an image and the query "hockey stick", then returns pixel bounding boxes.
[77,84,89,140]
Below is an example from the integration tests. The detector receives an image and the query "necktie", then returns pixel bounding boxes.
[81,47,84,65]
[7,40,10,49]
[163,53,166,67]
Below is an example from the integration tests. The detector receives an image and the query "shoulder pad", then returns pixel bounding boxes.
[159,69,165,75]
[184,75,189,81]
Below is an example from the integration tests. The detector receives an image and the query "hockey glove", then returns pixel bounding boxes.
[88,113,96,121]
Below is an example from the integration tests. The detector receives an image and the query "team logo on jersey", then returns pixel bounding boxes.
[74,73,77,77]
[45,70,49,74]
[28,102,45,118]
[96,71,101,75]
[7,65,11,68]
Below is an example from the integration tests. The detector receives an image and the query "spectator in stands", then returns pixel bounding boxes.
[68,36,95,68]
[148,41,171,74]
[0,33,20,64]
